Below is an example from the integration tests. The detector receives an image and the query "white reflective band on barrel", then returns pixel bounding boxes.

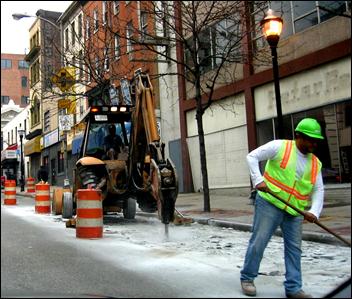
[36,201,50,206]
[76,218,103,227]
[5,187,16,191]
[77,200,102,209]
[36,191,50,196]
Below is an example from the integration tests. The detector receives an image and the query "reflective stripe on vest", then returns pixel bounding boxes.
[280,140,293,169]
[263,172,309,200]
[260,140,321,216]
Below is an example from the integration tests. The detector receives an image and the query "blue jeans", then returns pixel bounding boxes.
[240,193,303,294]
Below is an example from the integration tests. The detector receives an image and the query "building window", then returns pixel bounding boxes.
[104,48,109,70]
[87,65,91,82]
[30,31,39,49]
[126,22,134,60]
[21,96,29,105]
[44,63,53,89]
[94,10,99,32]
[251,1,350,51]
[78,14,83,38]
[140,10,148,38]
[160,1,170,38]
[102,1,108,26]
[18,60,29,69]
[30,97,40,127]
[1,96,10,104]
[44,110,50,132]
[1,59,12,69]
[113,1,119,15]
[95,56,100,75]
[65,28,69,50]
[318,1,350,22]
[79,50,83,79]
[114,34,120,60]
[71,21,76,46]
[21,76,27,88]
[184,18,241,74]
[85,17,91,40]
[212,18,241,67]
[30,60,40,85]
[58,151,64,174]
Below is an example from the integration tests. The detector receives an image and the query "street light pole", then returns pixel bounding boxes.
[18,127,25,192]
[270,44,284,139]
[261,9,284,139]
[12,13,60,29]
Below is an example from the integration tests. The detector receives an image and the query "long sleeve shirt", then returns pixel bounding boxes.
[247,140,325,218]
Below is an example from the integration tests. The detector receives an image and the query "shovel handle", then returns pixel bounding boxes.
[266,190,351,247]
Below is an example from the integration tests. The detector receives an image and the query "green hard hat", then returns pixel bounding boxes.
[295,118,324,139]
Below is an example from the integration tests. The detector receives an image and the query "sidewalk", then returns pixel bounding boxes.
[6,184,351,247]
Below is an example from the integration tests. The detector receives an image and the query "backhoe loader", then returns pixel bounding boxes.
[63,70,178,226]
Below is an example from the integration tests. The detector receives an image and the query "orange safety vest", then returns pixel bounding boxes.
[258,140,322,216]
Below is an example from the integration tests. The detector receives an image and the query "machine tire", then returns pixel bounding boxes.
[62,192,73,218]
[123,197,136,219]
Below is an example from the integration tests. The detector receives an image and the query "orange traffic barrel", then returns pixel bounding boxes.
[35,181,51,213]
[76,188,103,239]
[26,177,35,193]
[4,180,16,205]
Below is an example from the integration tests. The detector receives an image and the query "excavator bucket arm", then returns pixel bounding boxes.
[129,71,178,224]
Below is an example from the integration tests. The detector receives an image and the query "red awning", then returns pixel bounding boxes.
[6,144,17,150]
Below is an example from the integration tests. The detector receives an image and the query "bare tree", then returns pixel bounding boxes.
[129,1,270,212]
[34,1,272,212]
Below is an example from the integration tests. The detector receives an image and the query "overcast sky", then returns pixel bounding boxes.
[1,1,72,55]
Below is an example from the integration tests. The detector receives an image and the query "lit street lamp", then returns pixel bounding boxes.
[261,9,284,139]
[18,127,25,192]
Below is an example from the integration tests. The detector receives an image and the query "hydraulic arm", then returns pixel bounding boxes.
[129,71,178,224]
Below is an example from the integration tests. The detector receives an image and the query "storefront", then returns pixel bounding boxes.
[254,57,351,184]
[41,129,61,186]
[1,144,18,183]
[24,135,41,180]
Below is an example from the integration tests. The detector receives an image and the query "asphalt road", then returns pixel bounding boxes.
[1,196,180,298]
[1,195,350,298]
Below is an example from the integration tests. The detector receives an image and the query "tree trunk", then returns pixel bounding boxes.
[196,110,211,212]
[195,70,210,212]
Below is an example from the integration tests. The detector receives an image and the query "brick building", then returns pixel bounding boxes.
[1,53,29,107]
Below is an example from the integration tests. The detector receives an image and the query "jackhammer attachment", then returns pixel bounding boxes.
[131,70,179,224]
[150,158,178,224]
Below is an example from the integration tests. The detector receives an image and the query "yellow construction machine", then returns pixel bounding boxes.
[63,70,184,227]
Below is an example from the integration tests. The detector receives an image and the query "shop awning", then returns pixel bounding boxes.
[6,144,17,150]
[1,144,18,162]
[72,134,83,155]
[24,135,41,156]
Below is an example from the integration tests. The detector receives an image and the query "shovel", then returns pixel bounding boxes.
[266,190,351,247]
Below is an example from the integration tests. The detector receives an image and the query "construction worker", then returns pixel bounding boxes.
[103,124,124,160]
[240,118,325,298]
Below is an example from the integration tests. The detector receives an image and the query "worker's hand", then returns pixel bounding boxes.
[255,182,270,193]
[304,212,318,223]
